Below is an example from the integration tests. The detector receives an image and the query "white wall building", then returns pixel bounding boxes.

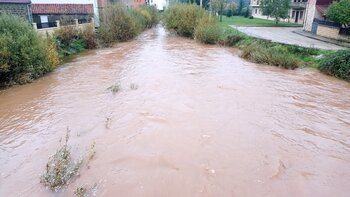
[250,0,308,24]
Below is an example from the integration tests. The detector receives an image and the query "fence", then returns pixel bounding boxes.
[32,18,94,36]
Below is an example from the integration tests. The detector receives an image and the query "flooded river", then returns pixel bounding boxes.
[1,26,350,196]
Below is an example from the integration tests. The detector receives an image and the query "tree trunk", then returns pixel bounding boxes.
[220,4,223,22]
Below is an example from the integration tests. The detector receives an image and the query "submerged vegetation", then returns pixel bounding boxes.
[41,129,82,191]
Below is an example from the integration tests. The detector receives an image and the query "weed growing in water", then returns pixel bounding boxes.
[130,83,139,90]
[74,186,87,197]
[105,117,112,129]
[88,142,96,160]
[107,83,120,95]
[41,128,82,191]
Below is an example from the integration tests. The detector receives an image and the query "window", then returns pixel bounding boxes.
[255,9,258,14]
[300,11,303,19]
[292,11,295,18]
[257,0,260,5]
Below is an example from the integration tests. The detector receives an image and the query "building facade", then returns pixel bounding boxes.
[0,0,32,22]
[250,0,307,24]
[32,3,93,28]
[303,0,332,31]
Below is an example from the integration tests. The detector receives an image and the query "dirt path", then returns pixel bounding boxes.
[1,26,350,197]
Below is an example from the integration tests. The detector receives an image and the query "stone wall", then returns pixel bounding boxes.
[317,24,350,42]
[0,3,32,22]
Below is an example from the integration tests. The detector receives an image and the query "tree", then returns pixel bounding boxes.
[326,0,350,28]
[212,0,227,22]
[260,0,290,24]
[225,3,237,17]
[238,0,244,15]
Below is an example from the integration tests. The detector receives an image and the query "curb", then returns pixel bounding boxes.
[292,30,350,48]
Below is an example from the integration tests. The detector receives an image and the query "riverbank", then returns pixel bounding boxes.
[0,5,158,88]
[221,16,303,27]
[163,4,349,81]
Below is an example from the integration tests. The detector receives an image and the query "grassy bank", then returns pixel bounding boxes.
[164,4,349,81]
[221,16,303,27]
[0,5,159,87]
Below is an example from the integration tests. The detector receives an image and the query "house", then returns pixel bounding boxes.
[31,0,97,27]
[250,0,307,24]
[303,0,332,31]
[0,0,32,22]
[31,3,93,28]
[303,0,348,41]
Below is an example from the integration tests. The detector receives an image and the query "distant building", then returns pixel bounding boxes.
[0,0,32,22]
[303,0,332,31]
[32,3,93,28]
[303,0,348,41]
[250,0,307,24]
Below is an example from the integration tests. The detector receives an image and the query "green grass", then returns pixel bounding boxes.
[220,16,303,27]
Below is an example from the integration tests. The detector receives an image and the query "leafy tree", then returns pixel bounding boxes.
[238,0,244,15]
[225,3,237,17]
[260,0,290,24]
[212,0,227,22]
[326,0,350,28]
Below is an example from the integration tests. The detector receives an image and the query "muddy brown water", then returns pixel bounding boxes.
[1,26,350,197]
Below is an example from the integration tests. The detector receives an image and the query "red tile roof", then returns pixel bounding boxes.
[32,4,93,15]
[0,0,31,3]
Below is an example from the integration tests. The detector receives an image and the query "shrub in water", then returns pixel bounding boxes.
[0,14,59,86]
[319,50,350,81]
[99,5,140,45]
[137,5,159,28]
[41,130,82,191]
[80,24,97,49]
[241,43,299,69]
[194,17,223,44]
[164,4,207,37]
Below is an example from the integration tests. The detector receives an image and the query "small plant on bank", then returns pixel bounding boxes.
[319,49,350,81]
[41,129,82,191]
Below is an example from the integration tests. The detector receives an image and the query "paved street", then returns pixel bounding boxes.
[231,26,345,50]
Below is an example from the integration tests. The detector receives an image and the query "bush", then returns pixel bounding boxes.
[163,4,208,37]
[194,17,223,44]
[137,5,159,28]
[54,22,97,58]
[80,24,97,49]
[0,14,59,86]
[99,5,139,45]
[319,50,350,81]
[241,43,299,69]
[220,29,245,46]
[99,4,158,46]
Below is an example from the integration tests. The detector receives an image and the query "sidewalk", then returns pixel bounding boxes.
[293,29,350,48]
[231,26,345,50]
